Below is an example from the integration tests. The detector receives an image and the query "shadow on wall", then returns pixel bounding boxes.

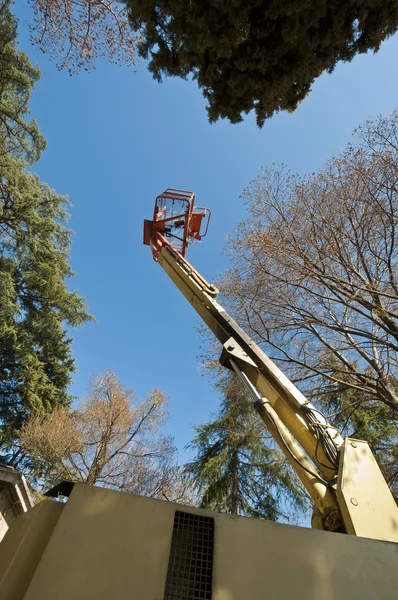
[1,482,398,600]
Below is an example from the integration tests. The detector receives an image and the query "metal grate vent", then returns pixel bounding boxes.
[163,511,214,600]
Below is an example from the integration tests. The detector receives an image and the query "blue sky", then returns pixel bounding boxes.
[13,4,398,461]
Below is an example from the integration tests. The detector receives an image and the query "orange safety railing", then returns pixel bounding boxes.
[143,188,211,259]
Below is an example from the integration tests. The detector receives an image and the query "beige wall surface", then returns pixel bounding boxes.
[1,483,397,600]
[214,512,398,600]
[0,501,63,600]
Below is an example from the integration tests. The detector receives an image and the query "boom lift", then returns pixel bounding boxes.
[1,189,397,600]
[144,188,398,542]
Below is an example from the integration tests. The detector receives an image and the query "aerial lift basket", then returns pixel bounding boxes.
[143,188,211,258]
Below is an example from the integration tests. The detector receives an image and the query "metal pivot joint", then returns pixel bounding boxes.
[221,341,343,532]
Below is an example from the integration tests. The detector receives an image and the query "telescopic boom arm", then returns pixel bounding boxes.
[144,189,398,542]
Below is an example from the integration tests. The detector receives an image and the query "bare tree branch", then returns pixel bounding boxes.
[27,0,141,73]
[221,111,398,413]
[19,370,192,503]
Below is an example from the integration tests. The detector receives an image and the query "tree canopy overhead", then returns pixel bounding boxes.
[27,0,140,74]
[127,1,398,126]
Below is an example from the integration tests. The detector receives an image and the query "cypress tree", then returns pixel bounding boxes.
[185,375,308,520]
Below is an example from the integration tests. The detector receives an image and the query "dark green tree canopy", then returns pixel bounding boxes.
[127,1,398,126]
[0,1,92,470]
[315,364,398,501]
[0,0,46,164]
[185,375,308,520]
[0,154,93,467]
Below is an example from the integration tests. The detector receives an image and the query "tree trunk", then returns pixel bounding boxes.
[230,450,239,515]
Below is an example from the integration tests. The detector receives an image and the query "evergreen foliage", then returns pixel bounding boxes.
[127,1,398,126]
[0,156,93,467]
[185,375,308,520]
[0,1,46,164]
[316,366,398,501]
[0,1,93,469]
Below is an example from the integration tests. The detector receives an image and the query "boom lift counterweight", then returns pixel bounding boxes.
[144,188,398,542]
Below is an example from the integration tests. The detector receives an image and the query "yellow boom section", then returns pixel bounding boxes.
[156,238,398,541]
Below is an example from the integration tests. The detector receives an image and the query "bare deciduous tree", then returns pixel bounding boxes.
[27,0,140,73]
[221,111,398,414]
[20,370,190,503]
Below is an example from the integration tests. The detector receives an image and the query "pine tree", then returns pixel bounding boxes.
[127,1,398,126]
[0,156,93,468]
[185,375,308,520]
[0,0,46,164]
[316,366,398,502]
[0,1,93,469]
